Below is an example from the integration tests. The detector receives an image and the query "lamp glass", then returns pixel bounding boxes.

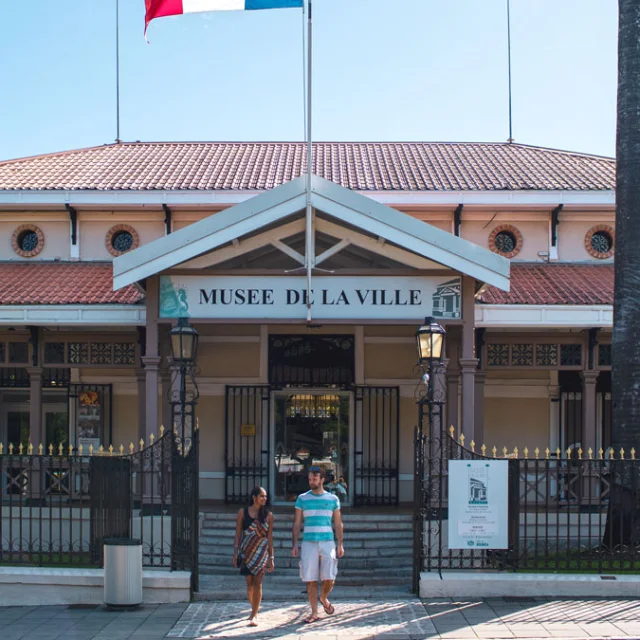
[170,318,199,363]
[416,317,446,364]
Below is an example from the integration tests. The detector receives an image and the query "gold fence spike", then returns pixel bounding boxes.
[99,445,104,455]
[58,444,63,456]
[108,445,114,456]
[160,425,165,437]
[0,443,3,455]
[566,447,572,459]
[599,448,604,460]
[609,447,615,460]
[481,444,487,456]
[68,444,73,456]
[28,443,33,455]
[38,443,43,455]
[578,448,583,460]
[470,440,476,453]
[129,442,135,454]
[620,448,625,460]
[459,433,465,447]
[535,447,540,459]
[523,447,529,458]
[545,447,550,459]
[9,443,14,455]
[78,444,83,456]
[502,446,508,458]
[119,445,124,456]
[139,438,145,451]
[492,446,497,458]
[48,444,53,455]
[556,448,561,459]
[196,418,200,431]
[89,444,94,456]
[150,433,155,445]
[513,446,519,457]
[632,448,636,460]
[588,447,593,460]
[449,426,455,438]
[18,443,23,455]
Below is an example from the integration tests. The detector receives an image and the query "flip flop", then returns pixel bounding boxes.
[304,615,320,624]
[321,601,335,615]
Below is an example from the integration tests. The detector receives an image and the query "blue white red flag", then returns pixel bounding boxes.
[145,0,304,34]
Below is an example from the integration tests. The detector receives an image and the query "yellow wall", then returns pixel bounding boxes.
[484,397,550,452]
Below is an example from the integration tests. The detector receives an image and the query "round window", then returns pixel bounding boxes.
[585,225,615,259]
[105,225,139,257]
[11,224,45,258]
[488,225,522,258]
[112,230,134,253]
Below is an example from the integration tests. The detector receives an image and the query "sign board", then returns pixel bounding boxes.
[159,275,461,321]
[448,459,509,550]
[240,423,256,437]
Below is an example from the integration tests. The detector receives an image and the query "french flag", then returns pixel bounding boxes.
[145,0,304,33]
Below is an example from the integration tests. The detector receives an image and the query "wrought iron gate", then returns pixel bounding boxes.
[225,385,271,504]
[354,386,399,506]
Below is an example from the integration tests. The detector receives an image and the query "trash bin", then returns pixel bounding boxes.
[103,538,143,610]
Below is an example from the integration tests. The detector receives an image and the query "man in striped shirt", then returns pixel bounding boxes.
[292,466,344,624]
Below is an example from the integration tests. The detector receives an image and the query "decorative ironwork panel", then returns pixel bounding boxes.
[560,344,582,367]
[8,342,28,364]
[90,343,113,365]
[487,344,509,366]
[269,335,354,387]
[44,342,65,365]
[0,367,29,387]
[69,343,89,364]
[354,386,399,506]
[225,385,271,504]
[536,344,558,366]
[511,344,534,366]
[114,343,136,366]
[598,344,612,367]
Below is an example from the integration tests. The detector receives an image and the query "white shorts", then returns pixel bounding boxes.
[299,540,338,582]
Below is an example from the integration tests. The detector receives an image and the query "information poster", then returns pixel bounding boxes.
[77,388,102,452]
[448,459,508,549]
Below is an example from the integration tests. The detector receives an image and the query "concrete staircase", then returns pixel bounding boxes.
[196,509,416,601]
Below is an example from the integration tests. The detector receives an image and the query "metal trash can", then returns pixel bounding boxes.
[103,538,143,610]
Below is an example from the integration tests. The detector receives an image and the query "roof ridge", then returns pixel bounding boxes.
[0,143,118,166]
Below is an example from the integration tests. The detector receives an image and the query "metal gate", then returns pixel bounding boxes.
[225,385,271,504]
[353,386,399,506]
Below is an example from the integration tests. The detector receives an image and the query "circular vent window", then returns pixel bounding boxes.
[585,225,614,259]
[106,225,140,256]
[489,225,522,258]
[12,224,44,258]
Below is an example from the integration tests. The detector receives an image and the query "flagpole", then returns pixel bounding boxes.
[305,0,313,323]
[506,0,514,143]
[115,0,122,143]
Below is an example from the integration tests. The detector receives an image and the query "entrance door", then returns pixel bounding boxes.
[272,391,351,504]
[1,404,30,448]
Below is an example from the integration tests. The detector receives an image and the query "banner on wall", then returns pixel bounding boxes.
[448,459,509,550]
[159,275,462,321]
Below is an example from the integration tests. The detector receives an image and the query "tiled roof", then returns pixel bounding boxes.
[0,263,143,305]
[479,263,614,306]
[0,142,615,192]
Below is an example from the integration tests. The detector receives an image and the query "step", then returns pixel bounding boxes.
[199,530,412,543]
[199,564,413,577]
[197,570,412,585]
[201,512,413,523]
[199,545,412,562]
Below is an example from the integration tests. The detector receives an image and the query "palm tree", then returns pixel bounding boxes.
[607,0,640,547]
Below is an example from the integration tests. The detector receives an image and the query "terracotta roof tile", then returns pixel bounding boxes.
[479,263,614,306]
[0,263,143,305]
[0,142,615,192]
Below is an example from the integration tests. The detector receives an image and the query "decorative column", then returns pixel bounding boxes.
[459,276,478,441]
[446,360,460,436]
[136,368,146,442]
[142,275,161,440]
[474,371,487,447]
[548,371,561,452]
[27,367,43,447]
[581,371,599,455]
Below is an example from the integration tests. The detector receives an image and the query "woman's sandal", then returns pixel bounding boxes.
[248,617,258,627]
[304,615,320,624]
[321,600,335,615]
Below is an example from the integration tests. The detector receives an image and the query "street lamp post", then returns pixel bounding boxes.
[413,316,447,594]
[169,317,200,451]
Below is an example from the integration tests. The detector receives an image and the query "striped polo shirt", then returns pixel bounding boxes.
[295,490,340,542]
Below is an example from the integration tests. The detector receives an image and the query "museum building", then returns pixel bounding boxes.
[0,141,614,505]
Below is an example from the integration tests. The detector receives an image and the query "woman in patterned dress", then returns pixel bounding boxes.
[232,486,274,626]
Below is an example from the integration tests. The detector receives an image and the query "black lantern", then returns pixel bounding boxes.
[416,316,446,365]
[170,317,199,363]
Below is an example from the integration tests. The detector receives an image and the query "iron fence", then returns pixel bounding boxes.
[0,429,199,590]
[415,428,640,584]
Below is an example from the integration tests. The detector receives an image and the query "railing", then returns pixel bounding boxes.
[416,427,640,577]
[0,427,199,589]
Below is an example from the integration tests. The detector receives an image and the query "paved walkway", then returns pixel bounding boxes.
[4,597,640,639]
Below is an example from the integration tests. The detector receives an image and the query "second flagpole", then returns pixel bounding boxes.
[305,0,313,323]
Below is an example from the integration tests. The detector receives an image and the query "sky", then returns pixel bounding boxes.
[0,0,618,161]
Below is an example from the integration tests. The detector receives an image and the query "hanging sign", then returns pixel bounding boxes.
[448,459,509,550]
[159,275,461,321]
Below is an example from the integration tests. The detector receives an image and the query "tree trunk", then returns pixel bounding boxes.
[607,0,640,548]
